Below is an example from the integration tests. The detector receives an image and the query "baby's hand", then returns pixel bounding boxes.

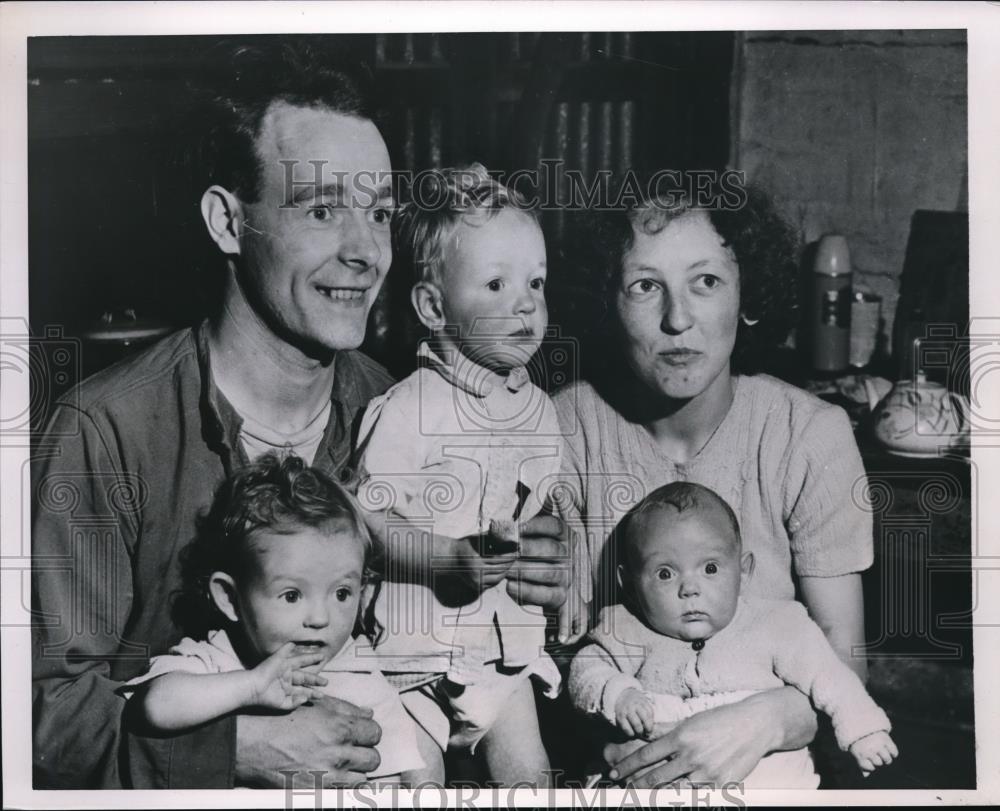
[614,688,655,740]
[248,641,329,711]
[849,730,898,776]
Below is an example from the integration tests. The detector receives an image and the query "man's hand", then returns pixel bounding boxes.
[615,688,655,740]
[604,688,816,787]
[505,514,572,616]
[236,695,382,787]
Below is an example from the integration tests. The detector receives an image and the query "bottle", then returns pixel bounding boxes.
[812,234,852,373]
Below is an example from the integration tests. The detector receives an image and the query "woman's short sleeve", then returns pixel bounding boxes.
[784,405,874,577]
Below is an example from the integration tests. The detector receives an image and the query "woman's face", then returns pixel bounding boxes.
[615,210,740,406]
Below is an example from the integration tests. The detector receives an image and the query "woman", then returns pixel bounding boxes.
[553,176,873,786]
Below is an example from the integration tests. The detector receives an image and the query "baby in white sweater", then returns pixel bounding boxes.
[568,481,897,786]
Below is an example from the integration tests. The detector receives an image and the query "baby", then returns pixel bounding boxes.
[568,481,897,788]
[121,454,425,784]
[355,164,563,785]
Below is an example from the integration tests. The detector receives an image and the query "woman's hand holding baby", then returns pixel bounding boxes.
[849,731,898,776]
[247,642,329,711]
[615,689,655,740]
[605,687,816,787]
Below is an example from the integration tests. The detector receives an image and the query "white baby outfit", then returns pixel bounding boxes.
[568,598,892,789]
[356,341,564,750]
[121,630,424,780]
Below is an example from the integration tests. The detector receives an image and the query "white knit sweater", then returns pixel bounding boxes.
[568,598,891,752]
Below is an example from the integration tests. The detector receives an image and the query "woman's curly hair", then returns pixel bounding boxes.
[392,162,539,289]
[563,171,799,377]
[172,453,383,641]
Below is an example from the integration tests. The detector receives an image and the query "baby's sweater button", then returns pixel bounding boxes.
[691,639,705,651]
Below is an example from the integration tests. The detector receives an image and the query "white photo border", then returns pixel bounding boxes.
[3,1,998,807]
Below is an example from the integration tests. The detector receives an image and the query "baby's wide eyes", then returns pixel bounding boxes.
[704,562,719,575]
[279,590,301,604]
[656,568,672,581]
[335,587,352,602]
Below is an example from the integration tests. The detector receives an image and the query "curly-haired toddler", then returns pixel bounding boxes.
[120,454,425,784]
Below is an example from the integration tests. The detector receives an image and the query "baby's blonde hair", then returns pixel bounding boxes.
[392,163,537,288]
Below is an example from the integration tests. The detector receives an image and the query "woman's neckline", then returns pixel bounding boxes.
[636,375,743,468]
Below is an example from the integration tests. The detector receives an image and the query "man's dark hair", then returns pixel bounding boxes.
[195,40,377,203]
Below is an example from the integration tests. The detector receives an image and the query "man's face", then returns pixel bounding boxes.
[237,102,393,357]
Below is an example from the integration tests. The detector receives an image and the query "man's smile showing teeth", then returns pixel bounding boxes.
[315,286,366,301]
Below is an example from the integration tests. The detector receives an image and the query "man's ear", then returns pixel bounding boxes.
[200,185,243,256]
[411,282,446,330]
[208,571,241,623]
[740,551,755,584]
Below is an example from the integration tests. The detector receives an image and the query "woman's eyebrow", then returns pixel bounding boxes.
[687,257,735,274]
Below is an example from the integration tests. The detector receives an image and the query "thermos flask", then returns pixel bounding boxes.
[812,235,852,372]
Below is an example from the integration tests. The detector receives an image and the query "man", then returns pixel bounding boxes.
[32,40,573,789]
